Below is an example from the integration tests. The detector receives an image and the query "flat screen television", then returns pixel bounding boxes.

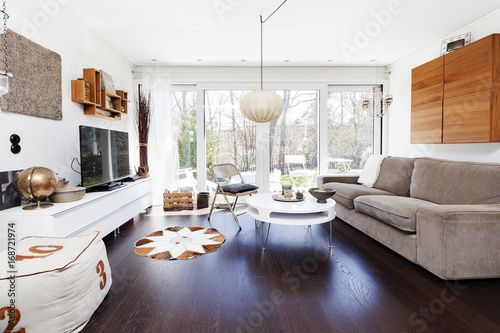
[79,125,131,189]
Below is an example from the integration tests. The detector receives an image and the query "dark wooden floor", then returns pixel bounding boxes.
[82,206,500,333]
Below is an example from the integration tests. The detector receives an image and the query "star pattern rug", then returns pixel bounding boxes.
[134,226,226,260]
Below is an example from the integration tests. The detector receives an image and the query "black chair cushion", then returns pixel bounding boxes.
[221,183,259,194]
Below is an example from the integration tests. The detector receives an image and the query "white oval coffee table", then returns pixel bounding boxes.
[246,192,336,249]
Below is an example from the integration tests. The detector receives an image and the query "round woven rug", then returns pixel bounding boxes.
[134,226,226,260]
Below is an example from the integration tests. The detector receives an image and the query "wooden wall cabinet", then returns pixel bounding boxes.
[443,89,493,143]
[411,57,444,143]
[71,68,129,120]
[444,36,495,99]
[411,100,443,144]
[411,34,500,144]
[443,34,500,143]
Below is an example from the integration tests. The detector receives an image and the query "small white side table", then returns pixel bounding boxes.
[246,193,336,249]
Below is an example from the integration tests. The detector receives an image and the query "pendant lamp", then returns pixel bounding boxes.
[240,2,288,123]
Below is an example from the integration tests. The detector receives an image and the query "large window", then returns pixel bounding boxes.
[196,85,380,193]
[327,87,378,174]
[269,90,319,190]
[204,90,256,186]
[170,90,197,190]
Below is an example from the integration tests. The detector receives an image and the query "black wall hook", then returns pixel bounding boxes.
[10,134,21,154]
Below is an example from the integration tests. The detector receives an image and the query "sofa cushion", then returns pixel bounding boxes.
[323,182,395,209]
[354,195,437,232]
[373,157,416,197]
[410,158,500,204]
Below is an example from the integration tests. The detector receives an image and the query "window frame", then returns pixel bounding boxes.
[195,83,382,192]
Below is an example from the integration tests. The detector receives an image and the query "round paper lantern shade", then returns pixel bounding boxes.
[240,89,284,123]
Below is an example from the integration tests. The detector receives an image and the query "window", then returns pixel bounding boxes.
[170,90,197,190]
[327,86,379,174]
[195,85,381,193]
[269,90,319,190]
[204,90,256,186]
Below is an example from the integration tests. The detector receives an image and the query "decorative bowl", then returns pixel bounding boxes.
[49,183,86,203]
[308,187,336,203]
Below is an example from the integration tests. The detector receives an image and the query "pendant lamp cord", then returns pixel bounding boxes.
[260,15,263,90]
[1,0,8,75]
[261,0,289,24]
[259,0,288,90]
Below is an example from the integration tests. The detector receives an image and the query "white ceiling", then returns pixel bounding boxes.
[59,0,500,67]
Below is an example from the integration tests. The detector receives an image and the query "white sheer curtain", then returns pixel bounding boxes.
[140,70,178,206]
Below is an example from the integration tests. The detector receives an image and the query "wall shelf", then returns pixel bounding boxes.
[99,90,122,117]
[72,68,129,120]
[116,90,130,114]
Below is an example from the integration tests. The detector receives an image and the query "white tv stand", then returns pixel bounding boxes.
[0,178,152,240]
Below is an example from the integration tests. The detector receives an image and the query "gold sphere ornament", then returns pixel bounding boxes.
[15,166,58,210]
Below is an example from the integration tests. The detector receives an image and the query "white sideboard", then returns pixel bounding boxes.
[0,178,152,240]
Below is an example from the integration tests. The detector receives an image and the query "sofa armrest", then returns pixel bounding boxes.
[317,174,360,187]
[416,204,500,279]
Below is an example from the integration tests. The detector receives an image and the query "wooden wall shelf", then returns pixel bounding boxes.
[99,90,122,113]
[71,68,129,120]
[116,90,130,114]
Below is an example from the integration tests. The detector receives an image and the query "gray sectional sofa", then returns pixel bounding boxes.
[318,156,500,280]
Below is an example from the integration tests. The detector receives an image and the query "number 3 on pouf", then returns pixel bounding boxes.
[96,260,107,290]
[0,307,25,333]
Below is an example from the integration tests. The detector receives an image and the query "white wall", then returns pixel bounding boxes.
[387,9,500,162]
[0,1,135,186]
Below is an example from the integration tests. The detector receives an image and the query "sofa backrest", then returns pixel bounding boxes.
[410,157,500,204]
[373,157,416,197]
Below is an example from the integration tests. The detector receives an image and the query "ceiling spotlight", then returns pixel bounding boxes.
[241,59,246,62]
[284,59,290,63]
[196,59,202,62]
[328,59,333,62]
[151,59,157,62]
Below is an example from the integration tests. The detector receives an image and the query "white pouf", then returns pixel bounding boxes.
[0,231,111,332]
